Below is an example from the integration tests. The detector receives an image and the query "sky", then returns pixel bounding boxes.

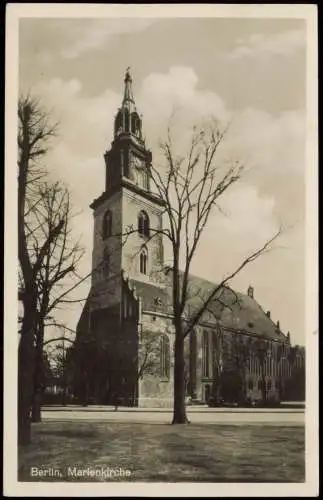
[18,16,307,346]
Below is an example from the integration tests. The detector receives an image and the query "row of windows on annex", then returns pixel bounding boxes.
[247,378,279,392]
[101,210,150,240]
[200,331,294,380]
[248,352,292,379]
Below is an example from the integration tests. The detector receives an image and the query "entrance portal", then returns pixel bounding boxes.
[204,384,211,403]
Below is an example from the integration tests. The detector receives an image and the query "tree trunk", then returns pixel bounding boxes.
[31,392,42,422]
[18,306,36,445]
[31,324,45,422]
[172,330,189,424]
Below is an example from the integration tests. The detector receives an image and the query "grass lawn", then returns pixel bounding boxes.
[19,422,305,483]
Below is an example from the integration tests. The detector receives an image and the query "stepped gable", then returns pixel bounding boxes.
[128,278,171,315]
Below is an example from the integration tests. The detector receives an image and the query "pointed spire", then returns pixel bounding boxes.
[114,68,143,139]
[123,67,135,105]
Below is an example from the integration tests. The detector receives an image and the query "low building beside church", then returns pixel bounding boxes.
[74,69,305,407]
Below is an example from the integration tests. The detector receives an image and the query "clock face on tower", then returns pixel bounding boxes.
[131,156,144,170]
[130,155,148,189]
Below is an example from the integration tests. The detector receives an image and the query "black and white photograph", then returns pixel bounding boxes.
[4,3,318,497]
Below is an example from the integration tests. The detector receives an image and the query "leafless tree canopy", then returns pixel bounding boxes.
[143,115,282,423]
[148,117,281,335]
[17,95,86,439]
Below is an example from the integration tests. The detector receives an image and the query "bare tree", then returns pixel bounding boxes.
[18,95,61,444]
[29,182,85,421]
[229,334,253,404]
[137,330,163,381]
[144,116,282,423]
[103,331,163,410]
[18,95,88,439]
[211,328,224,405]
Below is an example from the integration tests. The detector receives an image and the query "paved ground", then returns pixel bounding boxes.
[41,406,304,426]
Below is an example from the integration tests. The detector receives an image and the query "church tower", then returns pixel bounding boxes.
[89,69,165,313]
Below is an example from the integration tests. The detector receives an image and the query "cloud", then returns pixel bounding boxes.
[215,183,277,241]
[228,29,306,59]
[30,66,305,340]
[60,18,158,59]
[138,66,231,153]
[225,107,305,172]
[140,66,229,121]
[33,77,120,156]
[33,65,304,235]
[188,181,278,278]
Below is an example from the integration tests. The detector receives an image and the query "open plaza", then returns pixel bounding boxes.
[19,406,305,483]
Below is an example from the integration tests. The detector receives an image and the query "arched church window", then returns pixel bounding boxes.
[102,210,112,239]
[202,330,210,377]
[138,211,150,238]
[160,334,170,378]
[139,246,148,275]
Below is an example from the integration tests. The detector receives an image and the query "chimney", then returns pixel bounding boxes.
[266,310,271,318]
[287,331,291,343]
[276,320,280,330]
[247,285,254,299]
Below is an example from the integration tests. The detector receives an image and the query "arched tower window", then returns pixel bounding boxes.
[139,246,148,275]
[160,334,170,378]
[202,330,210,377]
[138,211,150,237]
[131,112,142,137]
[102,210,112,239]
[124,109,130,133]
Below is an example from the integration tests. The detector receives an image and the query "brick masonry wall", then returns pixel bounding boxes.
[122,188,164,279]
[91,191,123,309]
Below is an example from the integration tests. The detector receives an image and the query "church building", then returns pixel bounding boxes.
[75,70,305,407]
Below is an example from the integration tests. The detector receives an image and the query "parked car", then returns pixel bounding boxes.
[208,397,224,407]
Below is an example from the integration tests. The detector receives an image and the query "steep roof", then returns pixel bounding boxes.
[129,269,287,342]
[179,273,286,341]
